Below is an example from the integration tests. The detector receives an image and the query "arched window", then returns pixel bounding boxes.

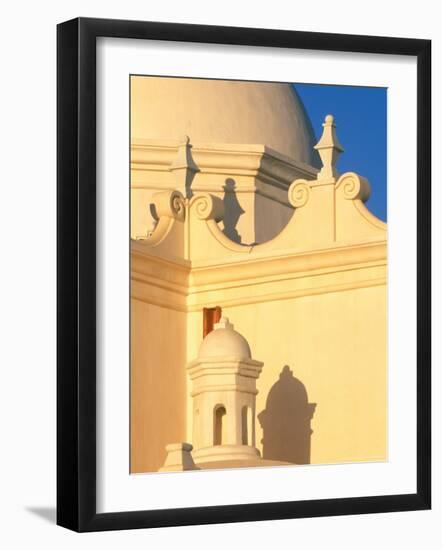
[214,405,226,445]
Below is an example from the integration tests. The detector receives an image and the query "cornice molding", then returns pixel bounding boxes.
[131,239,387,311]
[186,276,386,311]
[131,139,317,188]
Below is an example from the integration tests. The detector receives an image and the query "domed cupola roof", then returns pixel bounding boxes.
[131,77,319,167]
[198,317,251,360]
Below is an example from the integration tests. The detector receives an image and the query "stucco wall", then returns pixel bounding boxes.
[132,276,386,471]
[221,284,387,464]
[130,170,387,471]
[130,299,187,473]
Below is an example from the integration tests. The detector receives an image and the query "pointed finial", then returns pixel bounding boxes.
[214,317,233,330]
[314,114,344,180]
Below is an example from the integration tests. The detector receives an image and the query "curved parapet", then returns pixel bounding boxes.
[132,115,386,264]
[186,171,385,261]
[353,201,387,231]
[184,115,385,261]
[187,194,253,259]
[334,171,386,242]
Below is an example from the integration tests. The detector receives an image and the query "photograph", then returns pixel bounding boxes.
[0,1,435,544]
[129,75,388,474]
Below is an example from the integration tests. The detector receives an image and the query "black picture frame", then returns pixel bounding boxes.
[57,17,431,532]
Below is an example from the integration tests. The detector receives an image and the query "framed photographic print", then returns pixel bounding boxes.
[57,17,431,532]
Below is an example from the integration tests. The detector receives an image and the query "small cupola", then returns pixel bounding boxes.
[187,317,264,464]
[198,317,252,360]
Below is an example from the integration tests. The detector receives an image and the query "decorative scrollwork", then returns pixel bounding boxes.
[152,190,185,221]
[191,193,224,222]
[288,180,311,208]
[171,193,185,219]
[336,172,371,202]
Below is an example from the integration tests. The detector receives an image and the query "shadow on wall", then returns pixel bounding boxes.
[258,365,316,464]
[222,178,245,243]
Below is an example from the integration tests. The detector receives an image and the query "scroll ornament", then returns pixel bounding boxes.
[288,179,311,208]
[191,193,225,222]
[336,172,371,202]
[151,189,186,221]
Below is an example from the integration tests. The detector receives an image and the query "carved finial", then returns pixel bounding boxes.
[314,114,344,180]
[214,317,233,331]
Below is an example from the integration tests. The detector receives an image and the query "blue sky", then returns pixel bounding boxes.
[293,83,387,221]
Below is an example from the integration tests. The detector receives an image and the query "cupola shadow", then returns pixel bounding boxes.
[258,365,316,464]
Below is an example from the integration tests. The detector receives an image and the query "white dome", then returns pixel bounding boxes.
[198,318,251,360]
[131,76,319,166]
